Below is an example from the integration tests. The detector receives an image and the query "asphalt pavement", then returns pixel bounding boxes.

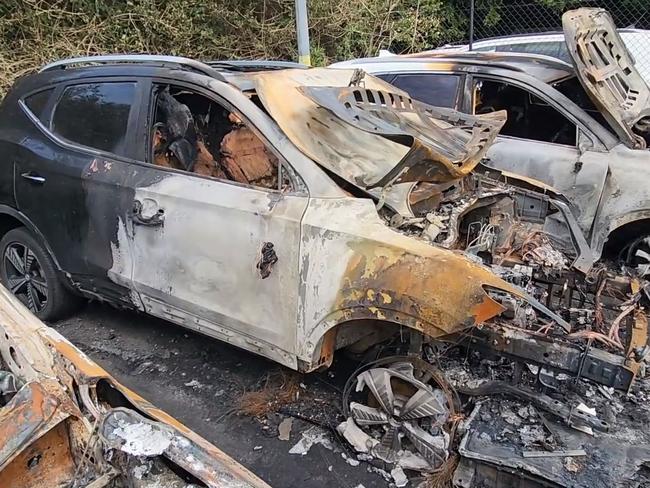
[53,302,387,488]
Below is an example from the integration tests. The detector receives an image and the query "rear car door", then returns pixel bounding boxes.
[126,80,308,367]
[14,79,145,305]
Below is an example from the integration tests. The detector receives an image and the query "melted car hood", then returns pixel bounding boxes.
[563,8,650,149]
[254,68,506,197]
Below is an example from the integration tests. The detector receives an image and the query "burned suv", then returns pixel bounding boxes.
[334,8,650,274]
[0,55,648,486]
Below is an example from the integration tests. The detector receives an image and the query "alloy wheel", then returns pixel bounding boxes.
[3,242,48,313]
[342,356,457,471]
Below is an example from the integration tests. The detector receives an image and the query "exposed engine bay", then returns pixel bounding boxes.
[384,162,648,392]
[340,165,650,487]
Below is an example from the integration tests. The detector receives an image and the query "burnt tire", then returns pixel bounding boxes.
[0,227,79,321]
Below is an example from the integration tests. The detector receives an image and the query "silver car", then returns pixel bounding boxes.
[333,8,650,273]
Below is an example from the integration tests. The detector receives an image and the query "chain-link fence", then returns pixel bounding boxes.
[463,1,650,81]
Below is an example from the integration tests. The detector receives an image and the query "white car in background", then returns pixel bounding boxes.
[432,29,650,83]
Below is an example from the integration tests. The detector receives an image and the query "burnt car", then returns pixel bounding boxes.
[0,283,269,488]
[333,8,650,273]
[0,54,648,486]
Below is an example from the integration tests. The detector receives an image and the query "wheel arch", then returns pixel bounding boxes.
[601,214,650,260]
[298,306,447,373]
[0,205,64,272]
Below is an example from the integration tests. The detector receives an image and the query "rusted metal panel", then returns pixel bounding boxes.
[298,84,506,186]
[0,381,78,471]
[0,422,75,488]
[0,285,272,488]
[254,69,411,192]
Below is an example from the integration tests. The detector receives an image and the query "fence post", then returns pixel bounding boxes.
[469,0,475,50]
[295,0,311,66]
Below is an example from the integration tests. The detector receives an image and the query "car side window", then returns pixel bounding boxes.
[472,78,577,146]
[149,83,292,192]
[24,88,54,124]
[390,74,459,108]
[51,82,136,157]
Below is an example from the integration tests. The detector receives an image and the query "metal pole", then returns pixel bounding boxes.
[469,0,475,50]
[295,0,311,66]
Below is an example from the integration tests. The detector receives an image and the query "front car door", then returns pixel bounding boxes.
[377,68,611,233]
[125,78,308,367]
[466,75,610,234]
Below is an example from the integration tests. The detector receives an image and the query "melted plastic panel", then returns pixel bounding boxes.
[299,85,505,186]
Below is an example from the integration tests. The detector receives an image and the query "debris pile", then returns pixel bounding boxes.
[336,344,650,487]
[0,287,268,488]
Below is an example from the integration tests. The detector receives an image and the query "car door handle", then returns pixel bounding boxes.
[130,200,165,227]
[20,172,46,184]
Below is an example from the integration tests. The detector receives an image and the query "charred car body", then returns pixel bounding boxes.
[0,26,647,486]
[333,8,650,273]
[0,284,269,488]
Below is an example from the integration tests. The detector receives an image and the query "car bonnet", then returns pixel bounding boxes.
[563,8,650,149]
[253,68,506,208]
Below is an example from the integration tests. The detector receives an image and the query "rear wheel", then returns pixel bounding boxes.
[0,227,78,320]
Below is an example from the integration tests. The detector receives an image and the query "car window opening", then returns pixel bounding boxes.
[473,79,577,146]
[152,84,280,190]
[553,76,622,139]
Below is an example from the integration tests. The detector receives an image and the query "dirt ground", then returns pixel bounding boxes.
[53,302,387,488]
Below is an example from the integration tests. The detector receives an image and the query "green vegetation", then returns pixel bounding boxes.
[0,0,469,95]
[0,0,645,95]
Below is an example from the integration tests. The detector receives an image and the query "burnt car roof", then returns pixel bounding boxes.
[337,51,576,84]
[8,55,302,99]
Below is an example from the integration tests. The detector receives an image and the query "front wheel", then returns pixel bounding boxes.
[341,356,458,474]
[0,227,79,320]
[622,234,650,274]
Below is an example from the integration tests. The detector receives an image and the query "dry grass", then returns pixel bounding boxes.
[420,455,459,488]
[237,370,301,418]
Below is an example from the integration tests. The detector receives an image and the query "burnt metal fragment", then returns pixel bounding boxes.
[458,380,609,432]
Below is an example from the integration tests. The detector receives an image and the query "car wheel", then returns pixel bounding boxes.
[622,234,650,274]
[0,227,79,321]
[341,356,459,472]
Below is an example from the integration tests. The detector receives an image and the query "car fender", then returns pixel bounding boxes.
[297,198,522,371]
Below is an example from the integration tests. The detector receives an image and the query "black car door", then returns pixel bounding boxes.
[14,78,147,305]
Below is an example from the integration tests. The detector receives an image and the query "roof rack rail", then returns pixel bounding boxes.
[205,60,309,71]
[39,55,227,81]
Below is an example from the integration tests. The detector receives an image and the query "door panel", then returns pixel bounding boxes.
[469,76,609,233]
[13,79,142,304]
[128,172,307,366]
[485,138,609,232]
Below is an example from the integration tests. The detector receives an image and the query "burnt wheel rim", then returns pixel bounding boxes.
[342,356,458,472]
[4,242,48,313]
